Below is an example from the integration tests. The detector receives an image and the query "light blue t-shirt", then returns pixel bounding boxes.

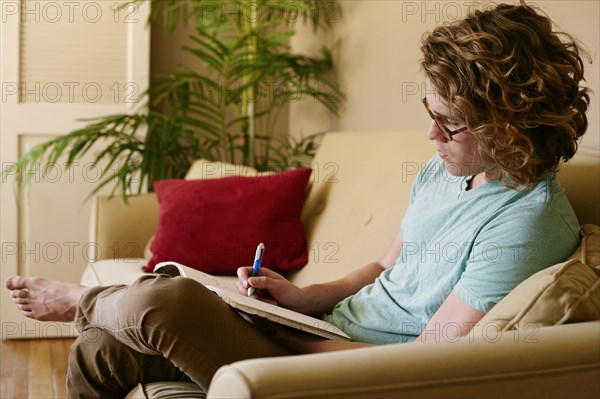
[323,156,580,344]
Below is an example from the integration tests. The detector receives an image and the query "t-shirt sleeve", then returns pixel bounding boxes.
[453,205,579,313]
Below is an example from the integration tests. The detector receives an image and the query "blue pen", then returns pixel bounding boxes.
[247,243,265,297]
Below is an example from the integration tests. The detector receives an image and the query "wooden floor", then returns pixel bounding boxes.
[1,338,75,399]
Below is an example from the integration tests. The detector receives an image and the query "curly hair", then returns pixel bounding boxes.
[420,1,590,188]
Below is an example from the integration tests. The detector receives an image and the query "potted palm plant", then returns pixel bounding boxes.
[5,0,343,199]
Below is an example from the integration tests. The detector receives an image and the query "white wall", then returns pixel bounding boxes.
[290,0,600,151]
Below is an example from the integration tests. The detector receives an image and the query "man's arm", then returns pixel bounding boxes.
[415,290,485,343]
[301,228,405,315]
[282,288,485,354]
[239,229,405,316]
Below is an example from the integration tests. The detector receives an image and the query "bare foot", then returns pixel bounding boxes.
[5,276,88,322]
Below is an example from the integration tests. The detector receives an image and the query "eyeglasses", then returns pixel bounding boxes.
[422,97,467,141]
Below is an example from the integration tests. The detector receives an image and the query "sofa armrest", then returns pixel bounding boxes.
[89,194,158,261]
[208,322,600,399]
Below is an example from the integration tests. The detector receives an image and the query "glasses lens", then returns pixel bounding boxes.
[423,98,453,141]
[434,120,452,140]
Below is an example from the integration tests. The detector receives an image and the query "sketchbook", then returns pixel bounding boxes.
[154,261,351,341]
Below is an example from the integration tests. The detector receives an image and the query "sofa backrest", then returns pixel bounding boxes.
[291,132,433,286]
[556,147,600,226]
[289,131,600,287]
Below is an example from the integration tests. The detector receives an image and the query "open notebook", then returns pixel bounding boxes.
[154,262,351,341]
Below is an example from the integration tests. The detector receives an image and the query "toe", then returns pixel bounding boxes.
[5,276,27,290]
[11,289,29,299]
[5,277,17,290]
[13,296,29,305]
[16,303,31,312]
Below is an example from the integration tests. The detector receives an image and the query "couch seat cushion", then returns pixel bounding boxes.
[80,258,148,286]
[80,258,239,287]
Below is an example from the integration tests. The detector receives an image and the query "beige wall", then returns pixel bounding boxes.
[289,0,600,151]
[150,1,599,150]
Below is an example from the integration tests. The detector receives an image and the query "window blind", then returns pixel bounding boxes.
[19,0,129,104]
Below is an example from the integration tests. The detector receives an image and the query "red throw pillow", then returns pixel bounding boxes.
[145,168,312,274]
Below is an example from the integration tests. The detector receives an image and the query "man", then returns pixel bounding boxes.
[6,2,589,397]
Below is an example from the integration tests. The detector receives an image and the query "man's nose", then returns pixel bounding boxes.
[426,120,447,142]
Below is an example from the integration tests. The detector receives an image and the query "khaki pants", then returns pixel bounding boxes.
[67,274,292,398]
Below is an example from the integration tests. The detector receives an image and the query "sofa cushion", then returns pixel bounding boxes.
[144,160,308,260]
[570,224,600,267]
[145,168,312,275]
[80,258,149,286]
[81,258,239,287]
[473,224,600,334]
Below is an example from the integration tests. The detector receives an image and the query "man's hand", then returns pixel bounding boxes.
[237,267,315,314]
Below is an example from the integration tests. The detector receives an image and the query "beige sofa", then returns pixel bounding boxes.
[81,132,600,399]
